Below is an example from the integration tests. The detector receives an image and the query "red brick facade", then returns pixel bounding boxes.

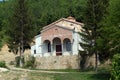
[41,25,73,44]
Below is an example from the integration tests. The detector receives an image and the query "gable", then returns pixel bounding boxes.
[41,24,73,33]
[41,25,73,43]
[42,17,83,33]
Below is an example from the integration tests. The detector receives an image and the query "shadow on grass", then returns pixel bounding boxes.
[89,73,110,80]
[53,72,110,80]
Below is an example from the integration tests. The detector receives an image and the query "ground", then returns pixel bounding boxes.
[0,51,110,80]
[0,68,110,80]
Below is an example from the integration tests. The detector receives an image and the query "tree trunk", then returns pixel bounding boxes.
[94,27,98,72]
[19,39,24,67]
[95,51,98,71]
[19,17,24,67]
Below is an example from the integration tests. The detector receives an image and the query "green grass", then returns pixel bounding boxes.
[31,65,111,73]
[53,72,110,80]
[0,70,110,80]
[29,71,110,80]
[29,67,110,80]
[31,69,80,72]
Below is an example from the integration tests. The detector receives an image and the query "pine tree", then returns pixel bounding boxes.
[0,2,5,49]
[98,0,120,61]
[79,26,93,70]
[79,0,109,71]
[6,0,34,67]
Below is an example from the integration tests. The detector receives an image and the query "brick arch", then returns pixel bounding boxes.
[43,39,51,43]
[52,37,62,44]
[63,38,72,42]
[63,38,72,52]
[42,39,51,53]
[42,38,52,44]
[52,37,62,56]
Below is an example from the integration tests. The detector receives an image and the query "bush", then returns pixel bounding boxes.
[0,61,7,68]
[9,61,15,65]
[15,56,25,67]
[24,56,36,68]
[110,54,120,80]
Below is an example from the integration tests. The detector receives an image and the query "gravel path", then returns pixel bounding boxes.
[10,67,69,74]
[0,67,9,72]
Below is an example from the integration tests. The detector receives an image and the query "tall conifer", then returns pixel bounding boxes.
[6,0,34,66]
[79,0,109,71]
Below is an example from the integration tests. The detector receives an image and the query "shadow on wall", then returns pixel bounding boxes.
[79,53,95,70]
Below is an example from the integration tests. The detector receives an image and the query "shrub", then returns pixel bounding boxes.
[9,61,15,65]
[24,55,36,68]
[0,61,7,68]
[15,56,25,67]
[110,54,120,80]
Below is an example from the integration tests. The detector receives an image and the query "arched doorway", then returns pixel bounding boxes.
[53,37,62,56]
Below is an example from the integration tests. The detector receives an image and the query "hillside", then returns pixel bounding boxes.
[0,45,31,66]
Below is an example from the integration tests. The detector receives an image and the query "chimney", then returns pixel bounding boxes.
[67,16,76,22]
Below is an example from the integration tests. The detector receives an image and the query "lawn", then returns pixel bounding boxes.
[0,70,110,80]
[53,72,110,80]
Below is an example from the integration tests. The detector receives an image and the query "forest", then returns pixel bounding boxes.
[0,0,120,79]
[0,0,119,60]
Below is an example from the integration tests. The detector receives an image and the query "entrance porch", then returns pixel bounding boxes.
[42,37,72,57]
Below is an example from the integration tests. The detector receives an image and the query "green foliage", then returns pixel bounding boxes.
[15,56,25,67]
[98,0,120,62]
[4,0,35,54]
[0,0,119,70]
[0,0,86,53]
[15,56,20,67]
[0,61,7,68]
[28,0,86,33]
[81,0,109,49]
[24,56,36,68]
[79,0,109,70]
[110,54,120,80]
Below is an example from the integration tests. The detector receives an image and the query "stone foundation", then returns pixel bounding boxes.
[35,55,80,69]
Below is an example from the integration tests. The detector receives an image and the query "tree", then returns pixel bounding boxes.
[0,1,6,49]
[1,0,86,36]
[98,0,120,62]
[79,0,109,71]
[110,54,120,80]
[0,0,16,50]
[6,0,34,67]
[1,0,86,66]
[28,0,86,33]
[79,24,93,70]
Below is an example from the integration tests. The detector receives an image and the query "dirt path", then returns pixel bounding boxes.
[10,67,69,74]
[0,70,54,80]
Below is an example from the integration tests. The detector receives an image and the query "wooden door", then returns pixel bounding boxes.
[56,45,62,56]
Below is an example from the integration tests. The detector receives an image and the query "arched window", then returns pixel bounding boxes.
[63,38,71,51]
[66,41,71,51]
[34,49,36,54]
[43,40,51,53]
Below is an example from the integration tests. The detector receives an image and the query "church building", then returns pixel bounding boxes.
[31,16,84,57]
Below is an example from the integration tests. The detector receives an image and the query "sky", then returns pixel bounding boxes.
[0,0,8,1]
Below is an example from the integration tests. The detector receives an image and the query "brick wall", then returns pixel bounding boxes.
[41,25,73,43]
